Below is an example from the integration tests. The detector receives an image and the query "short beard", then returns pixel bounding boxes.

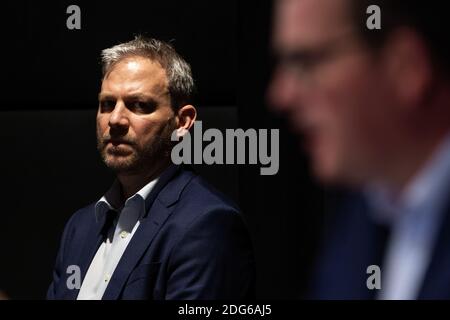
[97,118,177,175]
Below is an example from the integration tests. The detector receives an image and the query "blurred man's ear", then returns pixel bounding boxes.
[382,27,433,110]
[175,105,197,137]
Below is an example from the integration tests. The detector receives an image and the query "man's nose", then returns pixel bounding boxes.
[267,67,302,114]
[108,101,130,129]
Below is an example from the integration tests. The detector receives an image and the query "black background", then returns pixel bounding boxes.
[1,0,326,299]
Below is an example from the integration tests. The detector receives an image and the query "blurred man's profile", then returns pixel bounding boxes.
[269,0,450,299]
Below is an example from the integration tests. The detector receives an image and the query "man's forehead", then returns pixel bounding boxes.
[105,57,166,81]
[274,0,353,48]
[101,56,168,96]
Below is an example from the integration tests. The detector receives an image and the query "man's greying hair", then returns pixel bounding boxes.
[101,35,195,109]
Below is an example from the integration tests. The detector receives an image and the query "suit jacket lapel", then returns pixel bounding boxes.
[63,212,106,299]
[102,166,195,300]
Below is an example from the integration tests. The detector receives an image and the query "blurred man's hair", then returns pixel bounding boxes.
[101,35,195,110]
[352,0,450,76]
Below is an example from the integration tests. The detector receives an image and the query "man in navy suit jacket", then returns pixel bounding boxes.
[269,0,450,299]
[309,189,450,299]
[47,36,254,300]
[47,165,254,300]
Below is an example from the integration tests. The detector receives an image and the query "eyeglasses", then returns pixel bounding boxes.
[275,32,363,86]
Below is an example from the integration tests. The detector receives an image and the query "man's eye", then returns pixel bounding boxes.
[280,50,329,77]
[128,101,157,114]
[284,55,317,74]
[99,100,116,113]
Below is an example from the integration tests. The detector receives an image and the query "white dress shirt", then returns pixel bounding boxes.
[366,134,450,300]
[77,176,160,300]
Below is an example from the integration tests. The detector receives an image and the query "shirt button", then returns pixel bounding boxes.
[120,231,128,239]
[104,274,111,282]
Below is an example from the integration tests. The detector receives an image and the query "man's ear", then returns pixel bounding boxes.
[175,105,197,137]
[382,27,433,110]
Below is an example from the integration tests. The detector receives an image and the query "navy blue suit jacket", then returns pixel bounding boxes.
[309,192,450,299]
[47,166,255,300]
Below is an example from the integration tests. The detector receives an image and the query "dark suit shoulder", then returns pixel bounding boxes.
[69,203,96,225]
[182,174,239,210]
[60,203,96,243]
[172,173,241,220]
[157,171,245,243]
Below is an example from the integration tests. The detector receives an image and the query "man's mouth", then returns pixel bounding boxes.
[104,139,134,155]
[106,139,133,146]
[110,141,129,147]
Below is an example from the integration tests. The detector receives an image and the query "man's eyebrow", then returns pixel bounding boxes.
[98,93,159,104]
[276,47,312,60]
[98,93,115,100]
[124,93,156,101]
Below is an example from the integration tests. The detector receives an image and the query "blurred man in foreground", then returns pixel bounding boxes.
[269,0,450,299]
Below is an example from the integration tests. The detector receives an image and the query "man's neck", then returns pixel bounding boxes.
[376,83,450,195]
[117,160,171,200]
[379,127,450,197]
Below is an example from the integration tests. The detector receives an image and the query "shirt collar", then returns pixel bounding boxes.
[94,165,178,222]
[366,133,450,225]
